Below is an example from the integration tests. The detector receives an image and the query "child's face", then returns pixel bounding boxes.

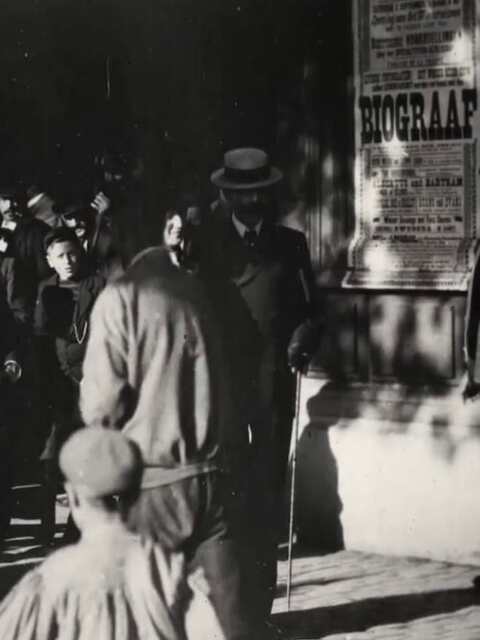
[47,240,81,281]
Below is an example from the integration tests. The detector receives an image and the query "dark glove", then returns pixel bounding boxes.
[287,319,319,372]
[462,380,480,402]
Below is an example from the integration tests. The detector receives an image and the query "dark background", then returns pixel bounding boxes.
[0,0,352,230]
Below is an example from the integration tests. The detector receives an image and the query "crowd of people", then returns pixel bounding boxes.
[0,147,320,639]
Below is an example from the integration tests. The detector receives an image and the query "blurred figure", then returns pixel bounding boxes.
[80,246,257,640]
[35,228,105,544]
[163,209,185,265]
[0,187,46,521]
[58,193,122,279]
[162,207,199,272]
[0,428,187,639]
[26,184,60,229]
[93,150,151,270]
[0,283,24,540]
[0,187,50,317]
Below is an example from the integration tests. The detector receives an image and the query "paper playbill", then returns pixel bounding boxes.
[345,0,480,289]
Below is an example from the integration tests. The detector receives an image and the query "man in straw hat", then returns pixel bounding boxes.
[0,428,189,639]
[205,147,320,621]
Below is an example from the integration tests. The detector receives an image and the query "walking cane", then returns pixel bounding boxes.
[286,369,303,611]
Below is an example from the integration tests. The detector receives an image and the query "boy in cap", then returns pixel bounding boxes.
[35,228,106,544]
[0,428,188,640]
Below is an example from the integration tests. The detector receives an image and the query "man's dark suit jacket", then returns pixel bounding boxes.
[200,215,317,430]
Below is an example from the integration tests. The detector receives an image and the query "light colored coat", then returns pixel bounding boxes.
[80,247,233,488]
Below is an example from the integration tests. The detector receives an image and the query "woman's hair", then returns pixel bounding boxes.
[163,208,186,225]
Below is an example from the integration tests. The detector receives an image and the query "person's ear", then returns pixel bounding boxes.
[46,249,54,269]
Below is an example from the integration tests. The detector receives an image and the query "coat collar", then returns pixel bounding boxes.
[223,218,276,287]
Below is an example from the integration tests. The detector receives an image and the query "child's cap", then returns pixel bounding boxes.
[59,428,142,497]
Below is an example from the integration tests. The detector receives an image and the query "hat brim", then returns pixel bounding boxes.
[210,167,283,190]
[56,203,91,218]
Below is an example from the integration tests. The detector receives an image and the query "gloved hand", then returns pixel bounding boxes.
[462,379,480,402]
[287,319,319,372]
[287,348,310,372]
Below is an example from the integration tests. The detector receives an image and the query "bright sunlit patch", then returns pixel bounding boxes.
[321,204,333,239]
[363,180,380,218]
[3,536,35,543]
[0,558,43,568]
[443,29,472,66]
[382,138,407,163]
[322,153,334,180]
[3,546,42,556]
[363,243,392,272]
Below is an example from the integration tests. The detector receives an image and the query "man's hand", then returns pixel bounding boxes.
[462,374,480,401]
[287,319,318,373]
[287,349,310,373]
[463,360,480,401]
[91,191,111,216]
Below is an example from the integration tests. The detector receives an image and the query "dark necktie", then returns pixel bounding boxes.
[244,229,258,250]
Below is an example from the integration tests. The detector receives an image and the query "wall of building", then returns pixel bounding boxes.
[293,374,480,565]
[288,278,480,565]
[284,2,480,564]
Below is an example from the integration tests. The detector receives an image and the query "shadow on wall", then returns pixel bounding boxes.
[290,381,344,552]
[308,291,473,455]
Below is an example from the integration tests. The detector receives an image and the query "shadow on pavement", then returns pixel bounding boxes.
[273,588,480,638]
[0,482,68,601]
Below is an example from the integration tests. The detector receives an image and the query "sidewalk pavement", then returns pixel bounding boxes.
[273,549,480,639]
[1,485,480,638]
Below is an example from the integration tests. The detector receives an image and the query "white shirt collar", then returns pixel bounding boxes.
[231,213,263,238]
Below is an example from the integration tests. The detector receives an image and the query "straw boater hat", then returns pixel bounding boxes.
[210,147,283,190]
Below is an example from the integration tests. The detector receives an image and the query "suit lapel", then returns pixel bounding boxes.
[222,221,264,286]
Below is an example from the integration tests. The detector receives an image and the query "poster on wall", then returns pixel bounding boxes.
[345,0,480,289]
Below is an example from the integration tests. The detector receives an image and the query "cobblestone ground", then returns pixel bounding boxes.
[2,486,480,639]
[273,549,480,639]
[0,484,69,599]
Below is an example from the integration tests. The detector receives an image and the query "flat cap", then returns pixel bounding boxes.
[59,428,142,497]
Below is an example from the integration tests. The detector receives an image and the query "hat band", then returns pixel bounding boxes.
[223,164,271,184]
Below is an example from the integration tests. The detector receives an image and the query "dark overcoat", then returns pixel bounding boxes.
[34,270,105,459]
[200,216,316,459]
